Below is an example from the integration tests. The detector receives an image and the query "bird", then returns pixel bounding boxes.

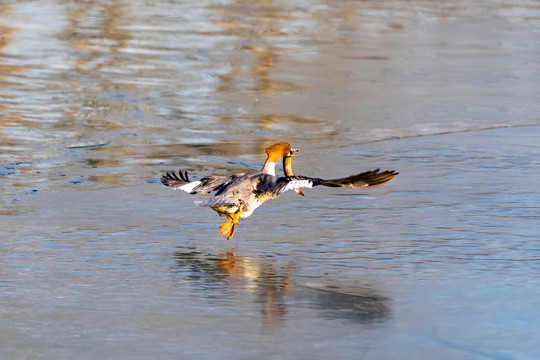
[161,142,398,240]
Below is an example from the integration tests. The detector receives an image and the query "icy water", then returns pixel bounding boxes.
[1,0,539,359]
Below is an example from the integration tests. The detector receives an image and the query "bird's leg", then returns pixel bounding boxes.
[231,211,241,225]
[228,211,241,239]
[219,211,242,240]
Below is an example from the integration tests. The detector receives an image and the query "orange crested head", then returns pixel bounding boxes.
[265,142,298,162]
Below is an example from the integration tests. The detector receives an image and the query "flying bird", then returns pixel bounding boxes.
[161,142,398,239]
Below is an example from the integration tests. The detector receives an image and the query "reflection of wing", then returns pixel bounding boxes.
[295,284,390,323]
[161,170,236,194]
[274,169,398,194]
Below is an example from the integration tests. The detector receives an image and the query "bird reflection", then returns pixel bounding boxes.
[291,284,390,323]
[172,248,389,325]
[173,247,291,325]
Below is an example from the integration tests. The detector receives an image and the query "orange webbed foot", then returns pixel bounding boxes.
[218,211,241,240]
[219,219,236,240]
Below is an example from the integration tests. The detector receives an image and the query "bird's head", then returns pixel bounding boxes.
[265,142,298,162]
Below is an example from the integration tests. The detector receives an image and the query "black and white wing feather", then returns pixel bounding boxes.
[273,169,398,194]
[161,170,235,194]
[273,176,325,194]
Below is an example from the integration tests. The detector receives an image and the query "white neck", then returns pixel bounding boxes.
[261,161,276,176]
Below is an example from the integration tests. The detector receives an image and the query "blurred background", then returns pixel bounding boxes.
[1,0,539,359]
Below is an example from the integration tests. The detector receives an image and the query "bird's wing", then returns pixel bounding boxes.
[161,170,235,194]
[273,175,325,194]
[322,169,399,188]
[273,169,398,194]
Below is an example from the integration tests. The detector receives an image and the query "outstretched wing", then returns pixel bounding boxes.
[161,170,234,194]
[273,175,325,194]
[273,169,398,194]
[322,169,399,188]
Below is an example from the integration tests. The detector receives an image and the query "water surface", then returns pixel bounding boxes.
[1,1,539,359]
